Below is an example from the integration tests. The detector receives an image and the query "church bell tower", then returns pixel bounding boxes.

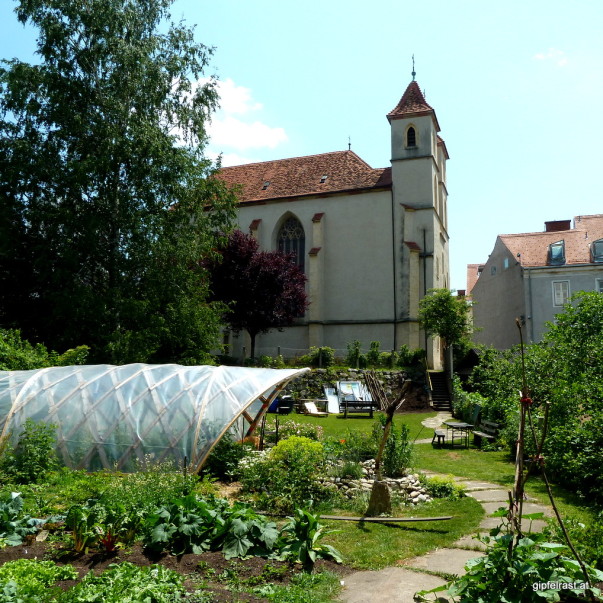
[387,68,450,369]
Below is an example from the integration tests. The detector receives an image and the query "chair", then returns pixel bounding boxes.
[303,401,328,417]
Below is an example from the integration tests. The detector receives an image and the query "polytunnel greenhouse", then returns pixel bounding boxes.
[0,363,309,472]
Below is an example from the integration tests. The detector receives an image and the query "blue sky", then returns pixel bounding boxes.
[2,0,602,290]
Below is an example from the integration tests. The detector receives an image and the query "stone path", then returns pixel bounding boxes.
[414,411,452,445]
[337,440,553,602]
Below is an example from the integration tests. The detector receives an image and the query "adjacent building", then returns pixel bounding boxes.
[469,215,603,348]
[218,78,451,368]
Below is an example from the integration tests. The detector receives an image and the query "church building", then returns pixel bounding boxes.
[218,77,450,369]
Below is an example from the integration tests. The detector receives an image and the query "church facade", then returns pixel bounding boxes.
[218,79,450,368]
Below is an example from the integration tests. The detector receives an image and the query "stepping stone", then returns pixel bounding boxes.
[467,489,509,502]
[338,566,447,602]
[404,547,485,577]
[452,534,488,551]
[478,516,548,532]
[481,501,551,516]
[454,480,502,491]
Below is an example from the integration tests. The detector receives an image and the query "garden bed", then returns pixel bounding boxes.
[0,540,350,601]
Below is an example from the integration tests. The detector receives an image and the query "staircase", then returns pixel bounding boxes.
[429,371,451,412]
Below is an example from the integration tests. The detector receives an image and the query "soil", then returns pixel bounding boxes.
[0,539,352,601]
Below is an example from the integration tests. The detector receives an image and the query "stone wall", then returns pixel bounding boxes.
[284,369,432,412]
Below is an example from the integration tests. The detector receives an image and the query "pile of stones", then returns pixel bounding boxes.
[320,459,432,504]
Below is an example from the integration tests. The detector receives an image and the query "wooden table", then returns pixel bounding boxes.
[443,421,474,448]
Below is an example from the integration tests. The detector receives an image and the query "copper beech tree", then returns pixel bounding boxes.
[207,230,308,360]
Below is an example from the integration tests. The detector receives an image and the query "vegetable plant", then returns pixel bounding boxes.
[280,508,342,573]
[0,559,78,602]
[0,492,44,547]
[60,562,185,603]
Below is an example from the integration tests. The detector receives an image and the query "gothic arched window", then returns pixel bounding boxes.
[406,126,417,147]
[278,216,305,272]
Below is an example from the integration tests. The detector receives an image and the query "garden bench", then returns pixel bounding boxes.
[431,429,446,447]
[339,395,377,418]
[473,420,500,447]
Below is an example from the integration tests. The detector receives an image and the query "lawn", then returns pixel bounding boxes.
[264,410,436,442]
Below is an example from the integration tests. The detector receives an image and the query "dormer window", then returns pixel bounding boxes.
[406,126,417,147]
[320,174,328,183]
[591,239,603,263]
[548,240,565,265]
[261,181,270,190]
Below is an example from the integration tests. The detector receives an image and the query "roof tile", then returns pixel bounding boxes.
[218,150,391,203]
[500,215,603,266]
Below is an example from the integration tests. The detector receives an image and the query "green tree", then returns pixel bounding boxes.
[0,0,236,363]
[468,292,603,503]
[418,288,472,350]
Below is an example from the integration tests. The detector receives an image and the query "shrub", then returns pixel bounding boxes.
[2,419,58,484]
[266,419,323,444]
[396,345,424,368]
[240,436,330,512]
[202,433,254,482]
[345,340,367,368]
[420,474,466,500]
[542,512,603,571]
[324,430,377,463]
[372,416,413,478]
[298,347,335,368]
[367,341,381,367]
[379,350,397,368]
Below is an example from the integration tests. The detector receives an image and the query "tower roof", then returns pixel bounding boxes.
[387,80,440,130]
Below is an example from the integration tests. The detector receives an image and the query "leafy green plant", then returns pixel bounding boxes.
[144,494,281,559]
[372,416,413,477]
[280,508,342,573]
[345,340,365,368]
[2,419,58,484]
[0,559,78,602]
[0,492,44,547]
[266,419,324,443]
[420,474,466,500]
[65,502,101,554]
[220,503,279,559]
[332,461,364,480]
[298,346,335,368]
[144,494,225,555]
[416,522,603,602]
[240,436,330,512]
[60,562,185,603]
[367,341,381,367]
[543,512,603,571]
[202,433,254,482]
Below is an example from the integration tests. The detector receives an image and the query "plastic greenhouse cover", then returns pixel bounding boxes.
[0,363,309,472]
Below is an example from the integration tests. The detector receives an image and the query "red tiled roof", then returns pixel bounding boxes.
[217,151,391,204]
[500,215,603,266]
[387,81,438,129]
[466,263,485,295]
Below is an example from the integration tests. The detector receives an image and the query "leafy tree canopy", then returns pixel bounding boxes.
[207,230,308,359]
[0,0,237,363]
[468,291,603,503]
[418,288,472,349]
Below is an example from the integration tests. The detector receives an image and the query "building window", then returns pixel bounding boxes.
[406,126,416,147]
[548,240,565,265]
[503,257,510,269]
[592,239,603,262]
[552,281,570,306]
[597,279,603,293]
[491,265,497,276]
[278,216,305,272]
